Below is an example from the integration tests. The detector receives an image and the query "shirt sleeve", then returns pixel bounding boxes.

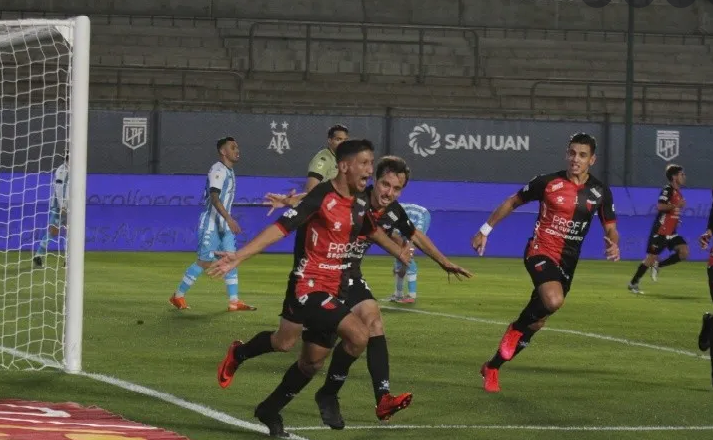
[598,185,617,226]
[307,153,328,181]
[516,174,548,203]
[274,187,324,234]
[394,204,417,239]
[658,186,672,204]
[208,166,227,193]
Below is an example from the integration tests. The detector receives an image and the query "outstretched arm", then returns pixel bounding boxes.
[369,227,413,265]
[471,194,524,256]
[412,230,473,278]
[264,190,307,216]
[208,224,286,276]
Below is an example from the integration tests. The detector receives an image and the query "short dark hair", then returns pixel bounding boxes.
[569,132,596,154]
[335,139,374,163]
[328,124,348,139]
[217,136,235,150]
[375,156,411,187]
[665,164,683,181]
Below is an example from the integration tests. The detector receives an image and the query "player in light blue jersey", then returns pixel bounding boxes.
[169,137,255,312]
[33,153,69,268]
[391,203,431,303]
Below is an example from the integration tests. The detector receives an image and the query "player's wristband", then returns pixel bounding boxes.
[479,223,493,237]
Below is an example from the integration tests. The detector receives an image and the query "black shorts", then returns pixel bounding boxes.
[344,278,376,309]
[280,289,350,349]
[301,278,375,349]
[646,234,686,255]
[524,255,574,296]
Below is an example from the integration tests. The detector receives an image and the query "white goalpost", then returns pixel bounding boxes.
[0,16,89,373]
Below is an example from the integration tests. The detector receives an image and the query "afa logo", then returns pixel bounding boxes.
[268,120,291,155]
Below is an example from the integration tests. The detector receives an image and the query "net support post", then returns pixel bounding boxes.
[64,15,90,374]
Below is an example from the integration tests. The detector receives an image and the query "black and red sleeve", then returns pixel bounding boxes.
[516,174,548,203]
[598,185,617,226]
[392,203,417,239]
[274,185,325,234]
[658,185,673,204]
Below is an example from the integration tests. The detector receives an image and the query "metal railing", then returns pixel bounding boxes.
[477,25,711,45]
[529,78,713,122]
[93,65,245,102]
[245,19,480,85]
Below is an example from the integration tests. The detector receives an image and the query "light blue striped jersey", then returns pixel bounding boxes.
[401,203,431,232]
[199,161,236,233]
[51,162,69,212]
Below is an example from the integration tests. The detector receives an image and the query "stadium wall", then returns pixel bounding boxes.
[2,110,711,188]
[5,0,713,34]
[2,174,711,261]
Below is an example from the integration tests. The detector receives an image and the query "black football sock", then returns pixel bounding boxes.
[511,328,536,359]
[630,264,648,285]
[487,351,506,369]
[487,328,536,370]
[513,294,551,331]
[658,253,681,268]
[366,335,390,404]
[319,341,359,396]
[260,362,313,412]
[234,331,274,362]
[707,267,713,303]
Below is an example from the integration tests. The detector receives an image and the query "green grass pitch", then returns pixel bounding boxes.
[0,252,712,440]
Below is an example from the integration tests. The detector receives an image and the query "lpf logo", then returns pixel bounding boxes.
[656,130,680,161]
[583,0,701,7]
[268,120,291,155]
[122,117,147,150]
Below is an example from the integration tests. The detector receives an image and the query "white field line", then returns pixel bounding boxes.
[0,346,311,440]
[380,304,709,360]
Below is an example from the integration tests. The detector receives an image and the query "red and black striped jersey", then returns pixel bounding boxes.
[274,181,376,298]
[517,171,616,267]
[651,184,683,236]
[344,186,417,280]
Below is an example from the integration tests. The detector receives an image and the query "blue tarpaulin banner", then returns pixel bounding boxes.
[1,174,710,261]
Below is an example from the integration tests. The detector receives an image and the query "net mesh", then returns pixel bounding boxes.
[0,19,74,369]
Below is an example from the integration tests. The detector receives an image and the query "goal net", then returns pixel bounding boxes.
[0,17,89,372]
